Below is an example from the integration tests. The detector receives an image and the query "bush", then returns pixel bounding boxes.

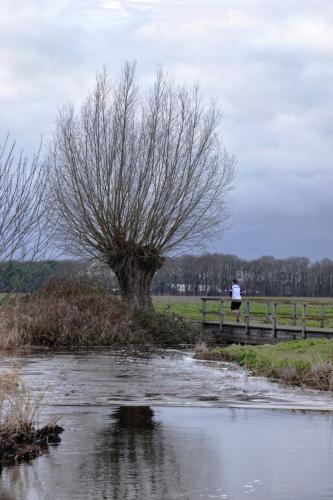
[132,308,200,347]
[0,279,199,349]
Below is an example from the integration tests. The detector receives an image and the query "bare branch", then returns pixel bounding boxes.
[0,136,50,264]
[49,62,235,308]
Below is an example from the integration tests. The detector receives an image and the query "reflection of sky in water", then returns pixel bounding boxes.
[1,406,333,499]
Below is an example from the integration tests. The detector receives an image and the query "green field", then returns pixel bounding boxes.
[153,295,333,329]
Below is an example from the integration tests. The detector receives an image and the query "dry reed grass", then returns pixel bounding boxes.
[0,365,41,439]
[0,279,142,349]
[0,279,199,349]
[0,362,63,466]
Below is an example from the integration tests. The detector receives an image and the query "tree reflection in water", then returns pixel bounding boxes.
[0,488,14,500]
[1,406,220,499]
[91,406,182,499]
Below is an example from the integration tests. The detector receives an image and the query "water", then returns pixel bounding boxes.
[1,350,333,499]
[9,349,333,410]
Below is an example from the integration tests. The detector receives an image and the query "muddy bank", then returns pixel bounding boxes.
[0,424,63,467]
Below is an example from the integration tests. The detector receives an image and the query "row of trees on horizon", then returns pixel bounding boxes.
[2,253,333,297]
[153,254,333,297]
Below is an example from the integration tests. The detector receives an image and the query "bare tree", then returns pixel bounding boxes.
[49,62,235,309]
[0,136,49,262]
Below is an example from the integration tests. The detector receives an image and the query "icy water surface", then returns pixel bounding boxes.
[11,349,333,410]
[1,350,333,499]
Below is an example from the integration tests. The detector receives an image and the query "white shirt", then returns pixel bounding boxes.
[231,284,241,300]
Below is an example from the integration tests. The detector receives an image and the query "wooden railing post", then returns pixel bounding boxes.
[293,303,297,326]
[220,300,224,331]
[320,305,325,328]
[266,302,270,323]
[202,299,206,323]
[245,301,250,335]
[272,302,277,338]
[302,303,307,338]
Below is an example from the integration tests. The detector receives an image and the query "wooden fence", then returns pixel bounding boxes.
[201,297,333,343]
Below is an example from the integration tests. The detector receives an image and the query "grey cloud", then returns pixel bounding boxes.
[0,0,332,260]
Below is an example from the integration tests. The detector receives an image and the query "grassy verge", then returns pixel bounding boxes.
[195,339,333,391]
[0,365,63,466]
[0,280,200,350]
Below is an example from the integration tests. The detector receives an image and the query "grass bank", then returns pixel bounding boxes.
[0,280,199,350]
[195,339,333,391]
[0,366,63,466]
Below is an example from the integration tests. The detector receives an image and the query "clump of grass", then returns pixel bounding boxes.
[0,365,39,438]
[0,365,63,466]
[0,279,199,349]
[195,339,333,391]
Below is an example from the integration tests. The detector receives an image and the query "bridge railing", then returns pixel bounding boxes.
[201,297,333,338]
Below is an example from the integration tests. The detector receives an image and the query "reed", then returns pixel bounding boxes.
[0,279,199,349]
[0,363,63,466]
[0,365,40,438]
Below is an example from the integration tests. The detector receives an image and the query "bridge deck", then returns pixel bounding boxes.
[201,320,333,345]
[204,320,333,334]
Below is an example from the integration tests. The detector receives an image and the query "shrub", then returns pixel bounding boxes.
[132,308,200,347]
[0,278,198,349]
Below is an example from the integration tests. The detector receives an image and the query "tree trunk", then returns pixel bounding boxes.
[108,246,164,310]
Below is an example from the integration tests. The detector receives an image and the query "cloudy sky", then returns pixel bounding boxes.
[1,0,332,261]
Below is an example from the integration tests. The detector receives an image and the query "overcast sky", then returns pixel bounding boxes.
[1,0,332,261]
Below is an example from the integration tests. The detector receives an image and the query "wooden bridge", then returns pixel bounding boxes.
[201,297,333,344]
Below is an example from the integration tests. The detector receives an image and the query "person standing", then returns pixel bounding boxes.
[230,278,242,322]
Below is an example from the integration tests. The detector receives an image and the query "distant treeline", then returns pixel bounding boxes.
[1,254,333,297]
[0,260,86,293]
[152,254,333,297]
